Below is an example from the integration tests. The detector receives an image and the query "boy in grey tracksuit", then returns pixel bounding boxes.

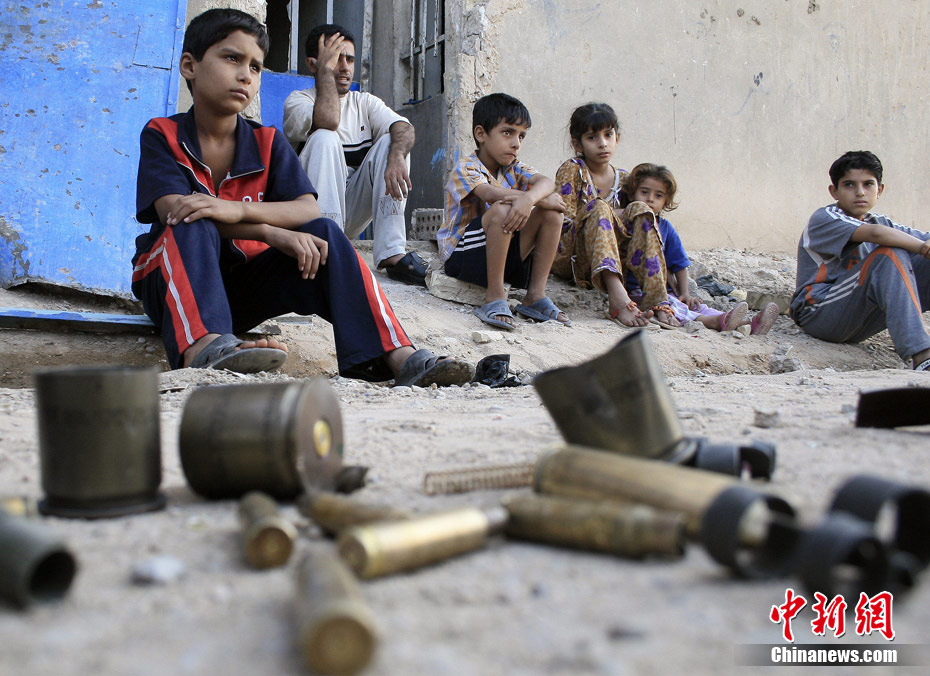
[791,150,930,370]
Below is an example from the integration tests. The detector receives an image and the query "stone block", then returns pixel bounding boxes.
[747,290,790,314]
[427,270,504,306]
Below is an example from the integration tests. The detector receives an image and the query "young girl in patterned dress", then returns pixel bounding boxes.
[620,163,779,333]
[551,103,652,327]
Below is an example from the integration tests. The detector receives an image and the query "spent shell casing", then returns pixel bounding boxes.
[534,444,744,537]
[297,490,411,536]
[0,511,78,608]
[535,445,799,578]
[338,506,508,579]
[295,548,377,676]
[502,493,685,558]
[0,496,40,518]
[238,491,297,569]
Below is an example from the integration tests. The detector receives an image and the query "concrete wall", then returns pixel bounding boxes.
[180,0,265,119]
[445,0,930,252]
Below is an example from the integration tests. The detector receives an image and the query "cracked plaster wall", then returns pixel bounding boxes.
[443,0,930,252]
[179,0,265,120]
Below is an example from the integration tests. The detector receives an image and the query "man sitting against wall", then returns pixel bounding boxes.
[283,24,427,286]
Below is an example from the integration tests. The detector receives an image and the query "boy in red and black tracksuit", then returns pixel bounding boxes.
[131,8,472,386]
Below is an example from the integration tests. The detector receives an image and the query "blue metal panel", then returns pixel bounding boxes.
[0,1,186,298]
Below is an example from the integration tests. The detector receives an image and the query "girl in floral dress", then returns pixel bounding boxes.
[551,103,656,327]
[620,162,778,333]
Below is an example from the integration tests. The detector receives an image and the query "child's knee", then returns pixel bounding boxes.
[481,202,510,231]
[539,207,563,230]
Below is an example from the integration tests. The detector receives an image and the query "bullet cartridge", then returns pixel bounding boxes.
[179,378,343,500]
[534,445,798,577]
[338,506,508,579]
[238,491,297,569]
[297,490,411,536]
[295,548,377,676]
[0,496,40,518]
[0,510,78,608]
[502,493,685,558]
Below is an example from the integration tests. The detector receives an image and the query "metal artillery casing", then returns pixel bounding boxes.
[338,506,507,579]
[298,489,411,536]
[533,331,690,462]
[295,548,377,676]
[534,445,798,578]
[34,365,165,518]
[502,493,685,558]
[0,510,78,608]
[238,491,297,569]
[179,379,343,500]
[535,445,737,538]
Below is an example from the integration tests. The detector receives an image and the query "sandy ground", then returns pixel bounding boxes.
[1,246,928,676]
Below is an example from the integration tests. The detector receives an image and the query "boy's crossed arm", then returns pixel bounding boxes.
[155,192,329,279]
[850,222,930,259]
[472,175,563,234]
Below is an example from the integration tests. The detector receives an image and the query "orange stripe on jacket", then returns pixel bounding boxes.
[859,247,922,314]
[804,263,828,305]
[132,228,207,351]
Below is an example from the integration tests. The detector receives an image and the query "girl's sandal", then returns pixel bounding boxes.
[719,301,749,332]
[606,301,648,328]
[649,302,679,330]
[749,302,779,335]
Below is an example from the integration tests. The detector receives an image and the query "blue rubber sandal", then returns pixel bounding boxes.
[514,297,572,326]
[474,299,516,331]
[188,333,287,374]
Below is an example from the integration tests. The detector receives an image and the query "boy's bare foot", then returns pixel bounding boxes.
[182,333,288,368]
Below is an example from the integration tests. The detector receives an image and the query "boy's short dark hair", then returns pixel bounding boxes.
[305,24,356,59]
[472,93,531,147]
[181,9,269,93]
[829,151,883,186]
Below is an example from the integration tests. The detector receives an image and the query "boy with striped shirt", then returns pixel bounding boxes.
[438,93,569,330]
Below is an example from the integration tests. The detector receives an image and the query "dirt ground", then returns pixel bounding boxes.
[1,246,928,676]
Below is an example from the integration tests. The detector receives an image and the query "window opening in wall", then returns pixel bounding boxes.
[263,1,364,76]
[404,0,445,103]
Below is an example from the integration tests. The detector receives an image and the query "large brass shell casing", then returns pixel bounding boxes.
[295,548,377,676]
[533,331,689,462]
[179,379,343,500]
[535,445,737,537]
[297,490,411,536]
[337,507,507,579]
[503,493,685,558]
[534,445,798,578]
[238,491,297,569]
[0,510,78,608]
[34,366,165,518]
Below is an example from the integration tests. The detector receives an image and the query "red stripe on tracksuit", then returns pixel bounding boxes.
[131,227,206,352]
[859,247,922,314]
[352,249,409,351]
